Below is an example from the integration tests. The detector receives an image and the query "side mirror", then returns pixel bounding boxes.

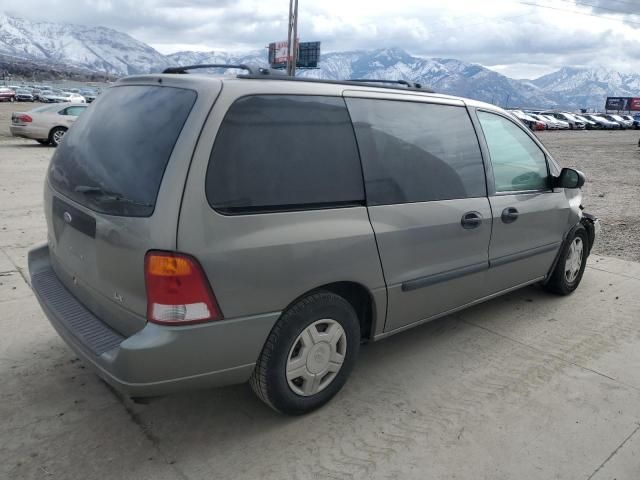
[555,167,585,189]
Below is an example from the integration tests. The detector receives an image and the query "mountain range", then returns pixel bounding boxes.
[1,13,638,110]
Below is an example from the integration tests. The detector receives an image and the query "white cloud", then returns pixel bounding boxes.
[5,0,640,77]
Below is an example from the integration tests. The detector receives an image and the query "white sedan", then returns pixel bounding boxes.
[10,103,88,146]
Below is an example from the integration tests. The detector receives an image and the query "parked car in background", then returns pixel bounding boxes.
[15,89,35,102]
[30,89,43,101]
[10,103,88,146]
[584,114,619,129]
[0,87,16,102]
[40,91,86,104]
[573,114,597,129]
[545,112,585,130]
[544,115,570,129]
[603,114,632,129]
[40,90,66,103]
[528,113,556,129]
[80,89,98,103]
[510,110,545,131]
[27,71,598,415]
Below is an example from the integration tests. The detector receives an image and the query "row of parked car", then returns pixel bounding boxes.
[510,109,640,131]
[0,84,101,104]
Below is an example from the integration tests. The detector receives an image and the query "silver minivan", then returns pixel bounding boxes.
[29,66,599,414]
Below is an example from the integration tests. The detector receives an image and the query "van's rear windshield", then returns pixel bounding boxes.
[48,85,197,217]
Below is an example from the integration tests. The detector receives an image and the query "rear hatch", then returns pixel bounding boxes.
[45,79,217,336]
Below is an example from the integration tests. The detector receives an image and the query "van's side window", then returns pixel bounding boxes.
[207,95,364,214]
[345,98,486,205]
[477,111,549,192]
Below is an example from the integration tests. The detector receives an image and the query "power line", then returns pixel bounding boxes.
[517,1,640,27]
[558,0,640,16]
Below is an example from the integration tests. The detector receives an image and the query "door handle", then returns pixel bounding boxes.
[461,211,482,229]
[501,207,519,224]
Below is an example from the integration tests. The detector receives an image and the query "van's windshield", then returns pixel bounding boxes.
[48,85,196,217]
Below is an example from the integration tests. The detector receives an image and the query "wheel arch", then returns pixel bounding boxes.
[283,281,378,342]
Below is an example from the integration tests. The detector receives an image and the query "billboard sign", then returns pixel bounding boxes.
[605,96,640,111]
[272,40,290,64]
[269,41,320,69]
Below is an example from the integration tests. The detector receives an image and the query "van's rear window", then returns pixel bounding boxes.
[49,85,196,217]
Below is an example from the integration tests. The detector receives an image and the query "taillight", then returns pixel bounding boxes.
[144,251,223,325]
[15,114,32,123]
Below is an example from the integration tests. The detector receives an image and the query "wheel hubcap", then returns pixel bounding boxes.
[286,319,347,396]
[53,130,65,144]
[565,237,584,283]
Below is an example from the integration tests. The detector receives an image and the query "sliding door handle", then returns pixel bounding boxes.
[501,207,519,224]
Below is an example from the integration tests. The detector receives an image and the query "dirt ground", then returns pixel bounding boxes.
[1,100,640,479]
[0,101,638,261]
[536,129,640,262]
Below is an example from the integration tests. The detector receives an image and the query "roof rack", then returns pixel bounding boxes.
[162,63,285,76]
[237,74,435,93]
[163,63,435,93]
[350,78,424,89]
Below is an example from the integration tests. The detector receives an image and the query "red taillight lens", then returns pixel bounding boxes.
[144,251,223,325]
[16,114,32,123]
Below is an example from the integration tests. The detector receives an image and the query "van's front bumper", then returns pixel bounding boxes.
[28,244,280,397]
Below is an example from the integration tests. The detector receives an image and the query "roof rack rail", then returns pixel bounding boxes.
[162,63,285,76]
[350,78,423,89]
[236,74,435,93]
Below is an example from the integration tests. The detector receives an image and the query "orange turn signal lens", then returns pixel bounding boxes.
[146,254,193,277]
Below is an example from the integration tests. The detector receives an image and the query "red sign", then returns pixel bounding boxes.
[273,41,289,64]
[631,98,640,111]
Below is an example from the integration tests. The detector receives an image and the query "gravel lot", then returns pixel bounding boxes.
[536,128,640,262]
[1,100,640,479]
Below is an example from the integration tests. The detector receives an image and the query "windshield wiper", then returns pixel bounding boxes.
[74,185,153,207]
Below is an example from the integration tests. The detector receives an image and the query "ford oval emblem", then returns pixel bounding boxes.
[63,211,73,224]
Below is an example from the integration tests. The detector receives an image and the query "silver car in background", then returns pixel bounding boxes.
[10,103,88,146]
[28,67,599,415]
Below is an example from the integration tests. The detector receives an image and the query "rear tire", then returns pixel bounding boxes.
[49,127,67,147]
[544,225,589,295]
[250,291,360,415]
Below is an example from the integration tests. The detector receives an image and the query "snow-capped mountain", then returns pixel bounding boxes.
[531,67,640,110]
[295,48,554,108]
[0,13,169,75]
[1,13,638,110]
[165,50,265,68]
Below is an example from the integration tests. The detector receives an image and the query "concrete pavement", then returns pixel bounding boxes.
[1,138,639,479]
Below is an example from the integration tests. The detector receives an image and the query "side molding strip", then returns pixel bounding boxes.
[401,261,488,292]
[490,242,561,268]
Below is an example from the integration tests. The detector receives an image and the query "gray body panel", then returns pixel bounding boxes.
[28,74,591,397]
[176,80,387,331]
[486,192,569,293]
[369,199,492,332]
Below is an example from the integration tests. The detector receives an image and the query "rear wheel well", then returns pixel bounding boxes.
[316,282,375,341]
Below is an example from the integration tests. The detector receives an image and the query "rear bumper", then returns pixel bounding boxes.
[28,244,280,397]
[10,125,45,140]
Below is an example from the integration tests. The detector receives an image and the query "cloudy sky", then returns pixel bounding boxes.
[5,0,640,78]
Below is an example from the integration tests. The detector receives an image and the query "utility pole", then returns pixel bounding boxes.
[286,0,299,76]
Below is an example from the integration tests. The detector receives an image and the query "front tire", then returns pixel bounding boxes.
[544,225,589,295]
[250,291,360,415]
